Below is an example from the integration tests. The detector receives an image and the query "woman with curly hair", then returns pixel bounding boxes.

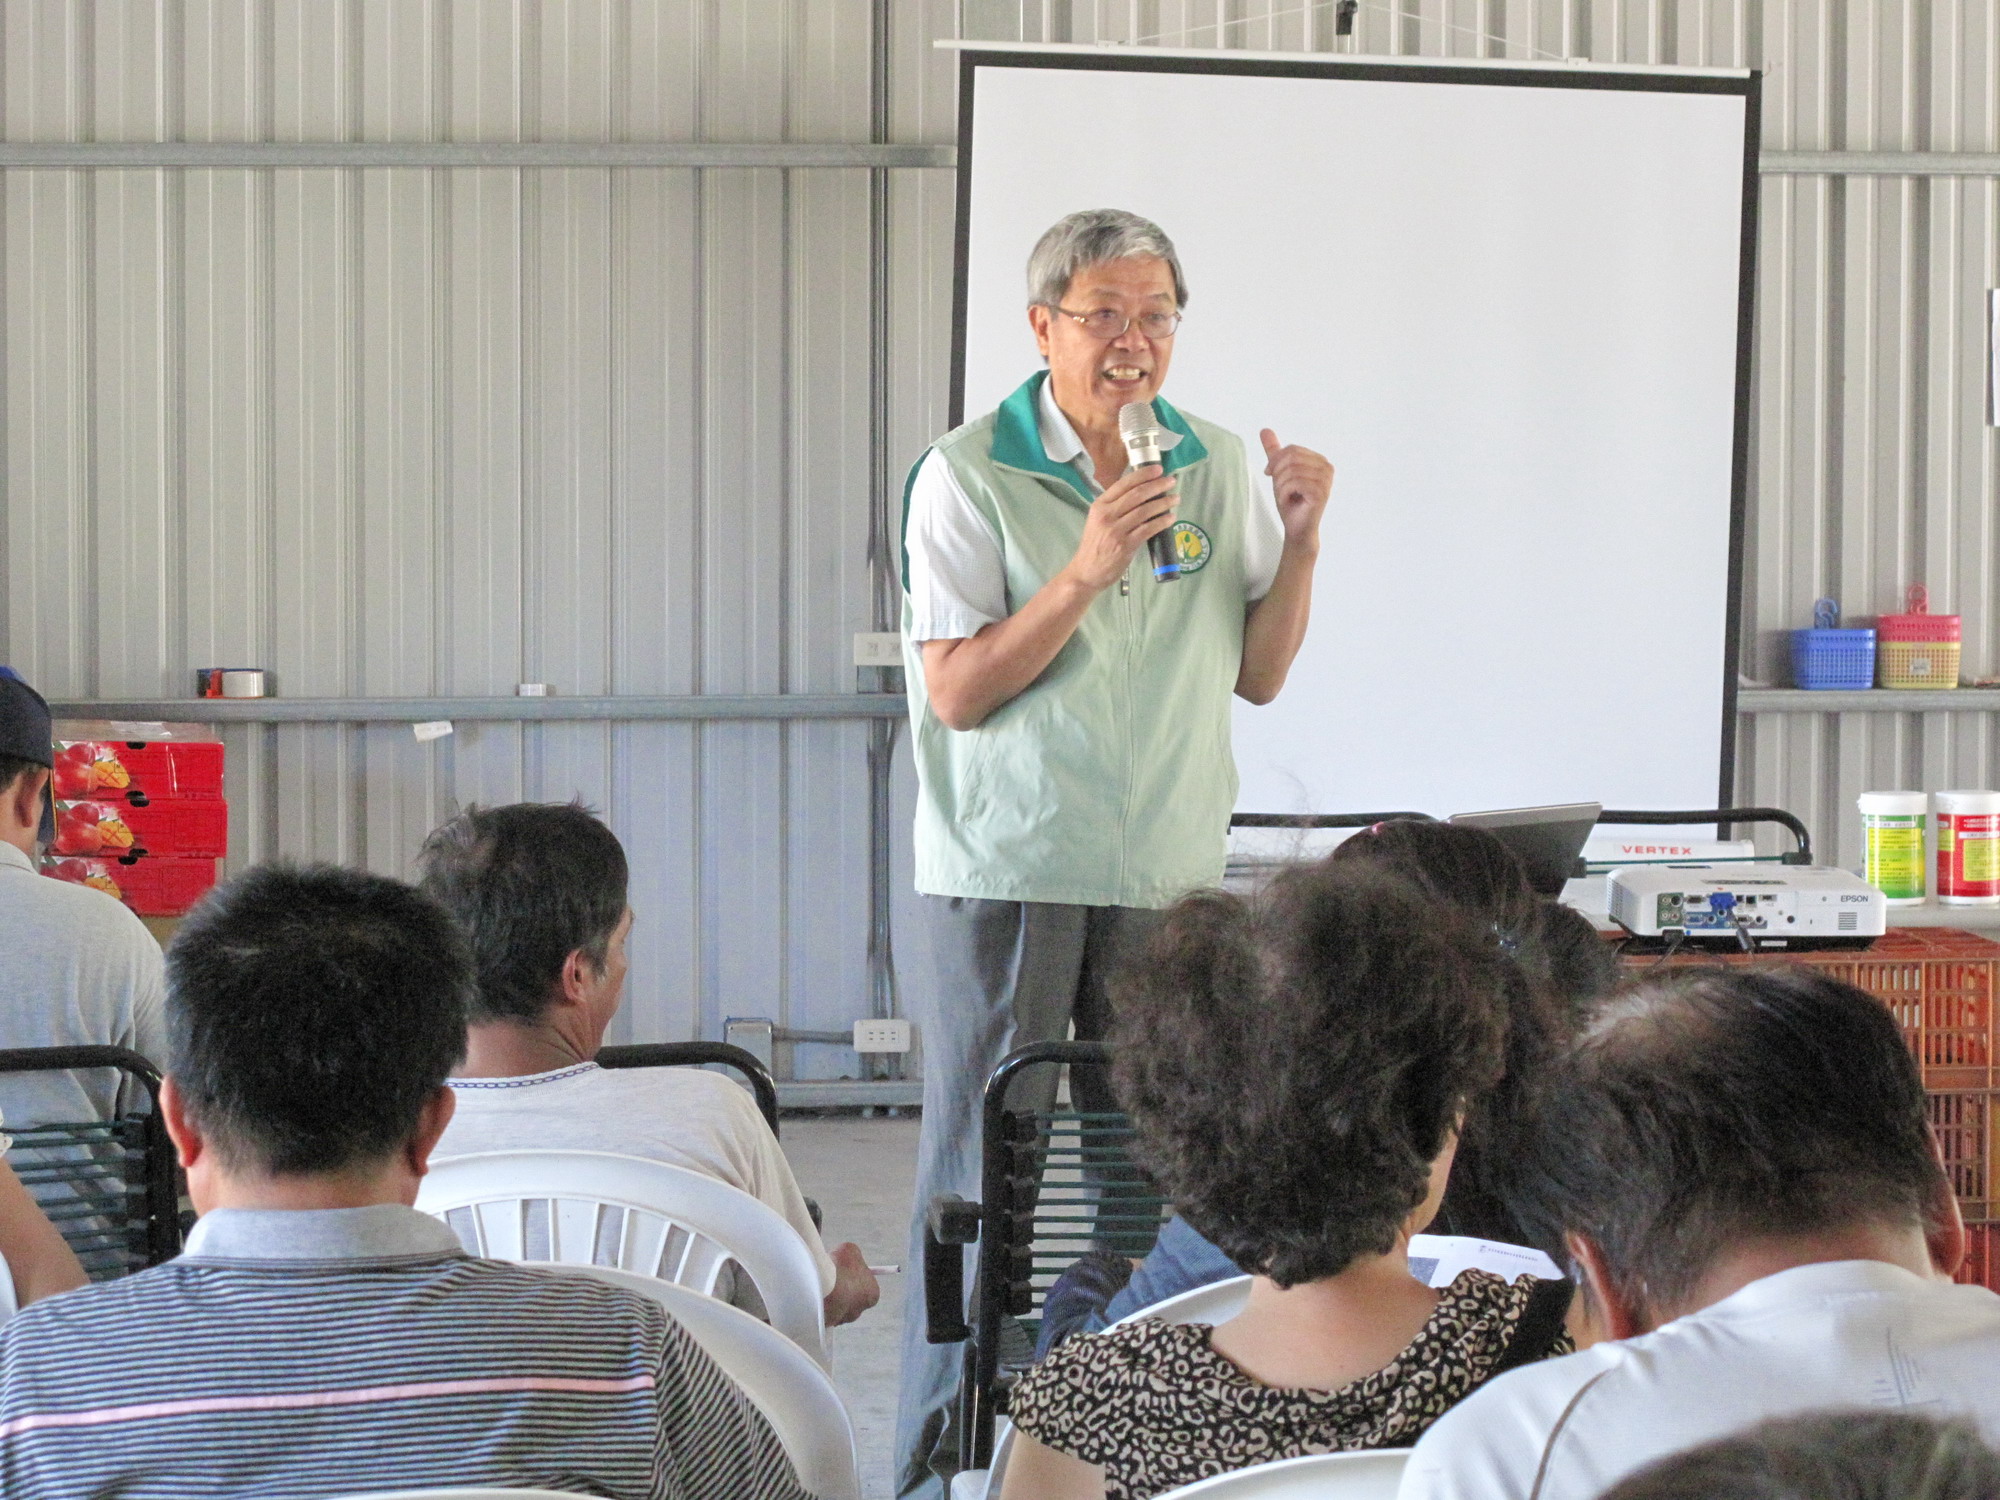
[1035,821,1611,1355]
[998,863,1576,1500]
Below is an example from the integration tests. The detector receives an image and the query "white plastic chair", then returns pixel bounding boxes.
[530,1263,860,1500]
[0,1247,17,1327]
[1153,1450,1411,1498]
[416,1150,828,1366]
[1108,1274,1253,1329]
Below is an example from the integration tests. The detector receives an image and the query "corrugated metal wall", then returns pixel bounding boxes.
[0,0,945,1066]
[3,2,1996,1053]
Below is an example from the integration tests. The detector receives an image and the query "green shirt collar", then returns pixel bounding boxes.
[990,371,1208,499]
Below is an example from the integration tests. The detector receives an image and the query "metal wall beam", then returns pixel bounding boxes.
[48,695,909,724]
[3,145,1994,180]
[0,142,955,170]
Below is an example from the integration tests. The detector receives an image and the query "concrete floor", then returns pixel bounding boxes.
[782,1111,923,1500]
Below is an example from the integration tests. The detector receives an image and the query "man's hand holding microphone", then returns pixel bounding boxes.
[1063,463,1179,594]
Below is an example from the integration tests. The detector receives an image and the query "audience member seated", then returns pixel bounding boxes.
[1596,1411,2000,1500]
[1400,966,2000,1500]
[1039,822,1611,1353]
[418,801,879,1327]
[0,863,810,1499]
[0,670,167,1132]
[1001,865,1575,1500]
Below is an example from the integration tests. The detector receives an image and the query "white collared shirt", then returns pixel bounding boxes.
[1397,1259,2000,1500]
[0,839,166,1129]
[904,379,1283,642]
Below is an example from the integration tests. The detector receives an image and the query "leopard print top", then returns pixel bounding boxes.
[1006,1270,1569,1500]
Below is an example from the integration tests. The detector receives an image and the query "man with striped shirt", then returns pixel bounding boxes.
[0,863,810,1500]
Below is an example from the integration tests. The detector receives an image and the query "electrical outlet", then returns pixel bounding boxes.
[852,1018,912,1053]
[852,632,904,667]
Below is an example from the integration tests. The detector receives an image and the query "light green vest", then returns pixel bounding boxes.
[902,372,1250,908]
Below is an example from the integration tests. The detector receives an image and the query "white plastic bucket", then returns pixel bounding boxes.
[1859,790,1927,905]
[1935,790,2000,905]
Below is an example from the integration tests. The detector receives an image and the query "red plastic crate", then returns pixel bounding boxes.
[1623,927,2000,1092]
[1959,1224,1999,1292]
[1621,927,2000,1290]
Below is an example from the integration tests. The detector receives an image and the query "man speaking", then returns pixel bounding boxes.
[895,208,1332,1495]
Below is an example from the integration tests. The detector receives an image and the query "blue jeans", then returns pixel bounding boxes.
[1035,1214,1240,1358]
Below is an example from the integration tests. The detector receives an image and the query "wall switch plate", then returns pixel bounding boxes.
[852,632,904,667]
[852,1018,912,1053]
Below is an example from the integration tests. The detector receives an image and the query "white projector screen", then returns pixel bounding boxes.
[952,47,1757,820]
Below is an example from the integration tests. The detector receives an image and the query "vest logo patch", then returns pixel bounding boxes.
[1169,521,1212,574]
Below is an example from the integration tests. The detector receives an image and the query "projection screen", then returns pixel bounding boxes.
[950,46,1758,821]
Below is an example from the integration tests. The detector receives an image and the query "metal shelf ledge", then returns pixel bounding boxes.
[1739,689,2000,712]
[48,694,910,724]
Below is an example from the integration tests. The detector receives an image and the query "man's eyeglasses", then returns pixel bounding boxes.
[1050,306,1183,340]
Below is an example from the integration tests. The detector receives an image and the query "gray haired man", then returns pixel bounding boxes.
[894,209,1334,1496]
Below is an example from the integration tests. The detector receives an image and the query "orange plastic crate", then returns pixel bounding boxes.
[1619,927,2000,1288]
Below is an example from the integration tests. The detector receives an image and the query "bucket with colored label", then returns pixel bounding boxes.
[1859,790,1927,905]
[1935,790,2000,905]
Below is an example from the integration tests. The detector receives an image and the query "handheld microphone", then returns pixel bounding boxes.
[1118,401,1181,583]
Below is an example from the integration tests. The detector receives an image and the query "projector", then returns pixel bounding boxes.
[1606,864,1886,949]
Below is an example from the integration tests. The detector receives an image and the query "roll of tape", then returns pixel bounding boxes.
[198,667,270,698]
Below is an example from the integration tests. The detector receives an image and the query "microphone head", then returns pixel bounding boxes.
[1117,401,1160,442]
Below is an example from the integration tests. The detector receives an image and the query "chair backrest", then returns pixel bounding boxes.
[530,1263,859,1500]
[1110,1274,1253,1330]
[0,1045,182,1279]
[415,1150,827,1366]
[1153,1450,1412,1499]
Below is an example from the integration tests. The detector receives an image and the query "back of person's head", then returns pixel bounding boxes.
[0,669,55,842]
[416,801,628,1025]
[1600,1411,2000,1500]
[1330,818,1599,1246]
[1329,819,1542,939]
[1537,899,1620,1021]
[1522,966,1945,1318]
[1111,864,1512,1287]
[166,863,470,1175]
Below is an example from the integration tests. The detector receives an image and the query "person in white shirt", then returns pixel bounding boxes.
[1398,965,2000,1500]
[0,669,168,1131]
[417,800,879,1328]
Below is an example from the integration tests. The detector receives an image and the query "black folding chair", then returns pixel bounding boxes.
[597,1040,781,1137]
[923,1041,1170,1472]
[0,1046,182,1279]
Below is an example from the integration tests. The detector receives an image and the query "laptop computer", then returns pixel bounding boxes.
[1448,802,1603,896]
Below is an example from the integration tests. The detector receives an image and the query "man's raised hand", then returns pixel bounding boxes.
[1259,429,1334,547]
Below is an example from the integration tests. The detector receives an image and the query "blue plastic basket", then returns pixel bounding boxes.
[1792,599,1876,690]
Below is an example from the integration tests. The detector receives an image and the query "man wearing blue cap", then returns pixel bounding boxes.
[0,669,167,1132]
